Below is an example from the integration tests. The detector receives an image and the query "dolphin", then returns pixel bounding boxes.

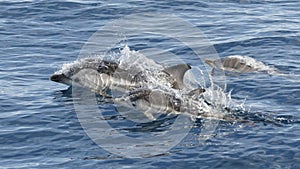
[205,55,279,75]
[50,58,192,97]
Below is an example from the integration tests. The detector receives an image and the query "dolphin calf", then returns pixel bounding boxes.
[205,55,280,75]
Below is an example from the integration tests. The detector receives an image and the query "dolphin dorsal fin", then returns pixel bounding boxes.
[163,64,191,89]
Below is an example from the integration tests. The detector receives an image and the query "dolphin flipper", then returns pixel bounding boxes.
[163,64,191,89]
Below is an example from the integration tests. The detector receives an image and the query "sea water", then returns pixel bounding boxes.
[1,0,300,168]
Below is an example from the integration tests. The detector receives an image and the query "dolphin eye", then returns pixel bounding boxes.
[132,102,136,107]
[74,77,80,82]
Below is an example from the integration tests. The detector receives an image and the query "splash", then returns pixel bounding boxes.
[117,46,234,120]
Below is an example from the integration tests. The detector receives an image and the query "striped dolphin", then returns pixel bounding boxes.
[50,58,193,96]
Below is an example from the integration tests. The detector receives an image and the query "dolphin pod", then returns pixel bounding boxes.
[51,56,294,125]
[50,58,219,120]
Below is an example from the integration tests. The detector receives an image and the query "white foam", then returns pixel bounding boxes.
[118,45,163,71]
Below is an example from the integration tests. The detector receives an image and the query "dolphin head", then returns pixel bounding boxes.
[50,59,121,85]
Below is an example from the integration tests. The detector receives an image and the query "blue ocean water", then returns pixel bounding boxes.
[1,0,300,168]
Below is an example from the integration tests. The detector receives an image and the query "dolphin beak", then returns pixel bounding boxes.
[50,74,71,85]
[50,74,62,82]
